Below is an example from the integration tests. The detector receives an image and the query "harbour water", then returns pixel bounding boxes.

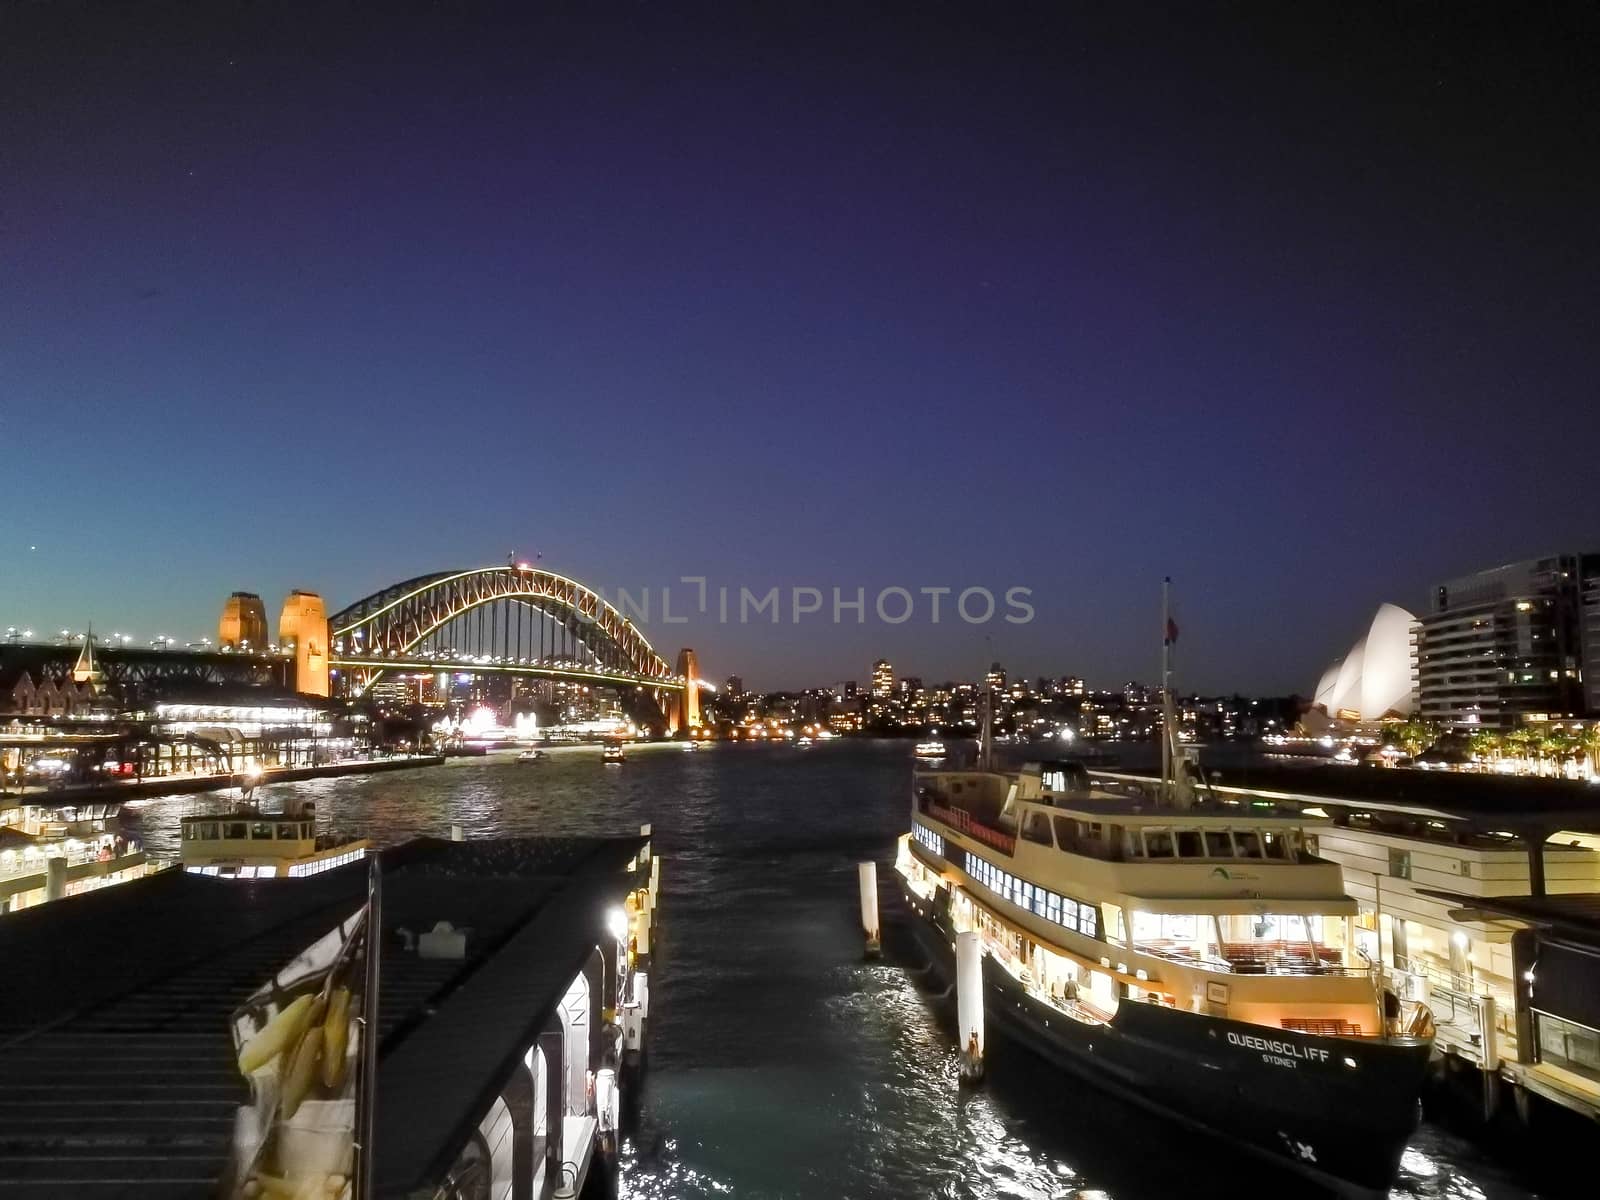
[124,741,1539,1199]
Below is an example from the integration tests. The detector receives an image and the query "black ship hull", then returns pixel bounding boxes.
[897,874,1431,1196]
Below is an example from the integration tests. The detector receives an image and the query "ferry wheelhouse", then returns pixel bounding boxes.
[179,798,369,879]
[896,758,1435,1193]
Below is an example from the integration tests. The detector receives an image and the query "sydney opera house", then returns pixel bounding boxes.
[1307,602,1418,726]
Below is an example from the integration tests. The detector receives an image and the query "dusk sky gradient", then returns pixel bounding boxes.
[3,2,1597,693]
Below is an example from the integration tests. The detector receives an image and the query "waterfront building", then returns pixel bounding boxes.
[870,659,894,699]
[1416,554,1598,730]
[218,591,270,651]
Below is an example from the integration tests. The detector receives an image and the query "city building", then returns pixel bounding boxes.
[217,591,269,651]
[725,675,744,697]
[985,662,1006,693]
[1416,555,1598,729]
[870,659,894,699]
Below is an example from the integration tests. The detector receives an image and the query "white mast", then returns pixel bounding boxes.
[1161,578,1172,806]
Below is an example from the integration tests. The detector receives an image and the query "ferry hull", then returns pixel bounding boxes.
[898,877,1430,1196]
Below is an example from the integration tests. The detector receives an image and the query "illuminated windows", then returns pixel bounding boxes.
[912,822,945,859]
[963,849,1098,939]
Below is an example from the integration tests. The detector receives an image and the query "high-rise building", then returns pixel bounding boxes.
[725,675,744,698]
[1584,566,1600,715]
[985,662,1006,693]
[1063,676,1085,696]
[1416,554,1599,729]
[871,659,894,698]
[218,592,269,651]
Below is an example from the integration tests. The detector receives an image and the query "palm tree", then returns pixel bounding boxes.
[1468,730,1501,765]
[1581,723,1600,782]
[1503,727,1539,771]
[1541,731,1580,778]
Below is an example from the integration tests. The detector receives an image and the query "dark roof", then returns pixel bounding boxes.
[1418,888,1600,942]
[1104,762,1600,831]
[0,834,644,1197]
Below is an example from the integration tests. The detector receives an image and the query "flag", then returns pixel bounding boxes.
[1165,617,1179,646]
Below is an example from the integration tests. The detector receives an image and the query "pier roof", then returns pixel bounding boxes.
[0,833,645,1197]
[1094,764,1600,831]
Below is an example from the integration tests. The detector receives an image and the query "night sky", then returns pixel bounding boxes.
[3,2,1597,693]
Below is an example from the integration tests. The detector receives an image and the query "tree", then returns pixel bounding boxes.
[1581,723,1600,781]
[1468,730,1502,762]
[1385,717,1441,757]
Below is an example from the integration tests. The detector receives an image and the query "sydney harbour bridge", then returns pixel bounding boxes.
[327,565,701,730]
[7,564,703,732]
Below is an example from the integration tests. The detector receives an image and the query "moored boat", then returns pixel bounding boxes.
[179,797,369,879]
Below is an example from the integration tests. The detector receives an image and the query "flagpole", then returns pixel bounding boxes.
[1161,577,1172,806]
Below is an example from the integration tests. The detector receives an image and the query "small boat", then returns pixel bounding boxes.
[796,736,814,748]
[602,744,626,765]
[516,749,548,764]
[680,740,700,752]
[913,740,946,760]
[179,798,369,879]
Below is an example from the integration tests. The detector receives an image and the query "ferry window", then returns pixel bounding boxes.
[1047,893,1061,921]
[1143,829,1174,857]
[276,824,299,839]
[1061,902,1079,932]
[1079,904,1098,938]
[1203,831,1232,858]
[224,823,248,840]
[301,823,313,839]
[1234,830,1263,858]
[1263,832,1293,862]
[1052,816,1075,849]
[1022,811,1054,846]
[1120,827,1141,858]
[1175,830,1203,858]
[251,823,273,840]
[1388,848,1411,879]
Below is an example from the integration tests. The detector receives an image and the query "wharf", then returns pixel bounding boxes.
[0,829,660,1198]
[1,753,444,805]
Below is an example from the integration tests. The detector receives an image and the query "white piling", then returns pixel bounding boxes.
[45,857,67,903]
[449,823,464,842]
[639,823,652,864]
[955,931,985,1085]
[858,862,881,958]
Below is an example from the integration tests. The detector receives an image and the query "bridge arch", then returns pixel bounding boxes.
[328,566,678,700]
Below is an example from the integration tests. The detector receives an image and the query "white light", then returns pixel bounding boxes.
[1451,930,1469,949]
[607,906,628,943]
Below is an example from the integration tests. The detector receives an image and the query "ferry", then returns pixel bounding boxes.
[893,591,1434,1195]
[179,797,369,879]
[516,748,549,764]
[914,740,947,761]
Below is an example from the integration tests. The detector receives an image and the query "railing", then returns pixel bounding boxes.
[1133,939,1373,978]
[924,801,1015,854]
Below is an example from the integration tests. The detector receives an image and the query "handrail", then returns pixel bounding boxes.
[1133,939,1372,978]
[924,801,1015,854]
